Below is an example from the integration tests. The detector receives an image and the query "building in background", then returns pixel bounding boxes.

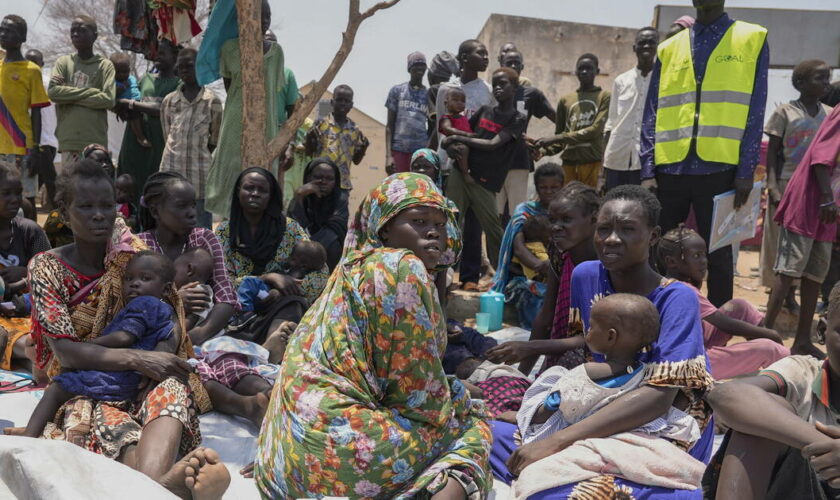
[477,14,640,141]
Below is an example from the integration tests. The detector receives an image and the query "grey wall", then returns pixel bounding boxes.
[477,14,642,141]
[655,5,840,68]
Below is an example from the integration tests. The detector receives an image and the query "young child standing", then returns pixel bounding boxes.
[109,52,150,149]
[305,84,369,193]
[0,15,50,220]
[385,51,428,173]
[537,53,611,188]
[114,173,137,229]
[765,102,840,358]
[48,16,116,164]
[23,251,179,438]
[658,225,789,379]
[513,293,704,497]
[439,87,476,183]
[160,48,222,229]
[762,60,833,307]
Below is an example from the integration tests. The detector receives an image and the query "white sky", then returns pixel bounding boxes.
[7,0,840,123]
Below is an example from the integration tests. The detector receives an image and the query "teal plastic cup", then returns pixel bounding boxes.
[475,312,491,334]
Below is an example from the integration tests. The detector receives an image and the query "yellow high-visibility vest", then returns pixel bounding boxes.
[654,21,767,166]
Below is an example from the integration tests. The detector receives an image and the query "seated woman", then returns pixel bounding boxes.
[0,163,50,376]
[254,173,492,499]
[43,143,116,248]
[490,163,563,328]
[658,225,789,379]
[20,159,229,499]
[137,172,237,347]
[486,181,600,375]
[216,167,328,358]
[287,157,349,271]
[490,185,715,499]
[704,282,840,500]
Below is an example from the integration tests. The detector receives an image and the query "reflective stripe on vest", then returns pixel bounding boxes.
[654,21,767,166]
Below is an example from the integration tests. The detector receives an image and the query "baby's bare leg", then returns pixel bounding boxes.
[24,382,74,438]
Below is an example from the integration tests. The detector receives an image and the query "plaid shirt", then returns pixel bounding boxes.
[310,113,369,190]
[160,85,222,198]
[138,228,239,309]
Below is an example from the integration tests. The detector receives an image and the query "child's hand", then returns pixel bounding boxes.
[803,422,840,488]
[820,201,838,225]
[260,288,281,306]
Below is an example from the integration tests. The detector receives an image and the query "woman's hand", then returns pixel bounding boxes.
[261,273,303,297]
[534,260,552,278]
[178,282,212,314]
[485,341,534,364]
[295,182,320,199]
[133,350,193,384]
[0,266,27,284]
[506,436,566,477]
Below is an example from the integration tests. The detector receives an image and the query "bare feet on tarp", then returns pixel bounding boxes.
[159,447,229,499]
[184,448,231,500]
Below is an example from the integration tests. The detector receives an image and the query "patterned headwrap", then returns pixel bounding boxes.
[342,172,460,272]
[410,148,443,187]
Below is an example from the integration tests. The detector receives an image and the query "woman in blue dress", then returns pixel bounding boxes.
[490,185,714,499]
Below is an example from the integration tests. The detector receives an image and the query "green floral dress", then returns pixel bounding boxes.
[254,173,491,499]
[215,217,327,304]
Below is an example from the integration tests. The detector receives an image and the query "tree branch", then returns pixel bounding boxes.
[264,0,402,164]
[360,0,401,20]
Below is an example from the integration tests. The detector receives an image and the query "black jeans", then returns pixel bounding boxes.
[459,208,482,284]
[657,170,736,306]
[604,168,641,192]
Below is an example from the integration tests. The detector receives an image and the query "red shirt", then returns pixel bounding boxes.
[775,105,840,242]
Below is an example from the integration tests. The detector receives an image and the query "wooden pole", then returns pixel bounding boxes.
[235,0,267,169]
[234,0,401,169]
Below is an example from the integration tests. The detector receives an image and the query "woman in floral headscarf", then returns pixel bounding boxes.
[254,173,491,500]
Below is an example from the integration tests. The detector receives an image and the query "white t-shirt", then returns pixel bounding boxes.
[39,75,58,149]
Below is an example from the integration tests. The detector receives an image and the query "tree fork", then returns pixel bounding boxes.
[235,0,401,174]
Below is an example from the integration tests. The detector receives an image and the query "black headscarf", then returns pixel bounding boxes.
[289,157,344,231]
[229,167,286,274]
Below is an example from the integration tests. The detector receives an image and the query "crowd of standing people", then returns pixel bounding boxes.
[2,0,840,498]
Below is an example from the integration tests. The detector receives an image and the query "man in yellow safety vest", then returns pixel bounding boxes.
[640,0,768,307]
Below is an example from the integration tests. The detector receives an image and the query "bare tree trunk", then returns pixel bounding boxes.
[234,0,401,172]
[235,0,268,168]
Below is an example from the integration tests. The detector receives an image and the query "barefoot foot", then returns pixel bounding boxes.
[184,448,230,500]
[791,342,826,359]
[158,447,208,499]
[242,392,269,429]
